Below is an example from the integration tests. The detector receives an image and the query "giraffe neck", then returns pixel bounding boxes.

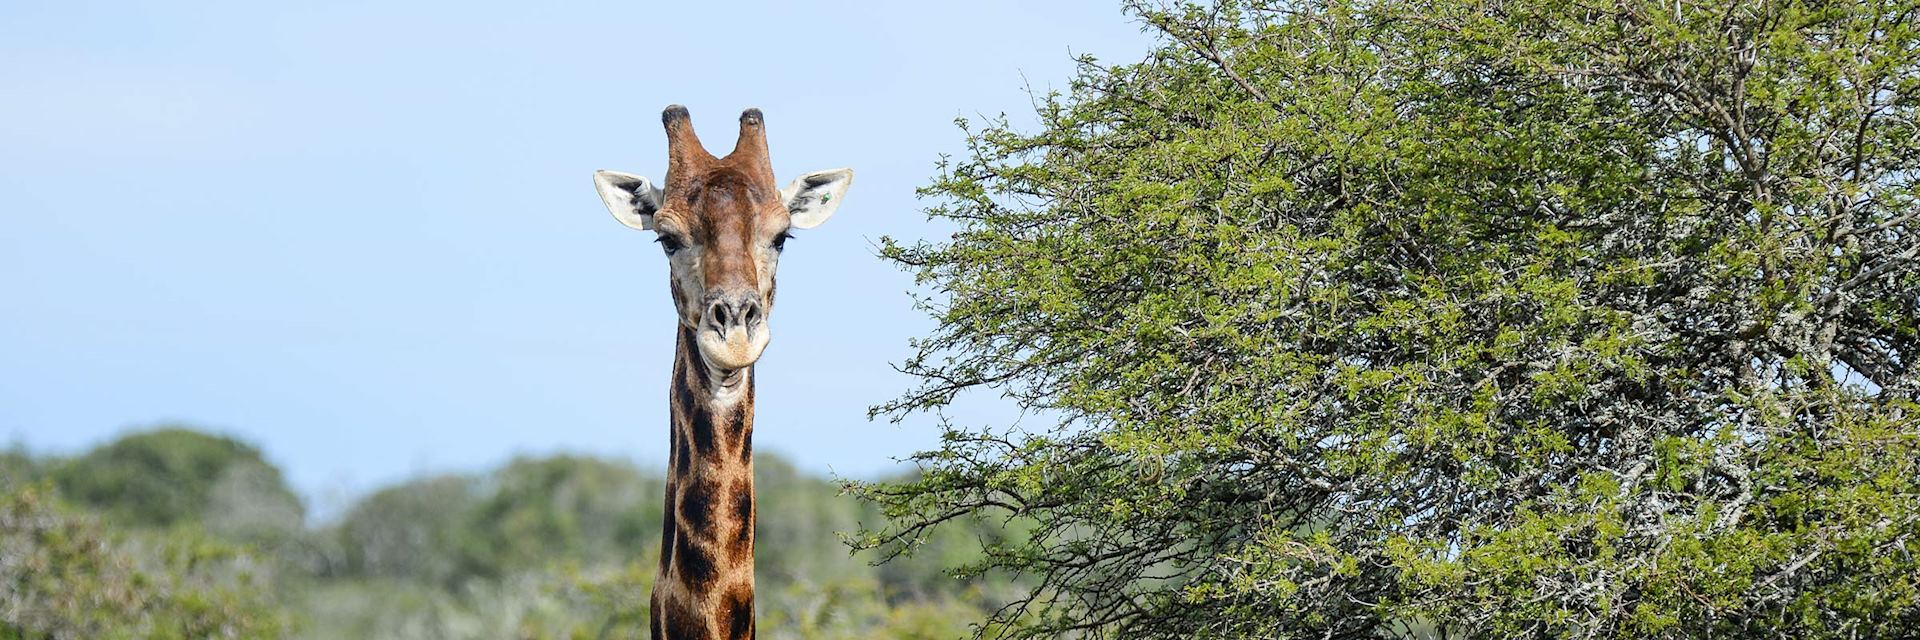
[653,324,756,640]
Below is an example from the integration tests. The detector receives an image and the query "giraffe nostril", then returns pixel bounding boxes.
[705,296,763,333]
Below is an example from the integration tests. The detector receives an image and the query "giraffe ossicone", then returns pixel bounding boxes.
[592,105,852,640]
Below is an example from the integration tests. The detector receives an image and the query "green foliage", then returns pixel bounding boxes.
[453,455,660,580]
[4,427,1000,638]
[334,474,479,585]
[0,445,37,492]
[861,0,1920,638]
[310,452,1004,637]
[757,576,985,640]
[291,565,656,640]
[53,426,303,537]
[0,487,289,639]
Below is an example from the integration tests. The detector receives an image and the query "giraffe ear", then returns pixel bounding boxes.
[593,170,662,231]
[780,168,853,229]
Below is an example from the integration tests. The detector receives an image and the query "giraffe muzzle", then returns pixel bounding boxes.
[696,292,771,370]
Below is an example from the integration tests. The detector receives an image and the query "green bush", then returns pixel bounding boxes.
[0,487,289,639]
[53,427,303,538]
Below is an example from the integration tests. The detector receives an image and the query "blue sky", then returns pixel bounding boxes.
[0,0,1152,515]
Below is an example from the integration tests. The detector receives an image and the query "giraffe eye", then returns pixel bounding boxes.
[656,235,683,256]
[772,232,793,252]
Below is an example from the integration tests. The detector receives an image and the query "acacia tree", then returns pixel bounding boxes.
[856,0,1920,637]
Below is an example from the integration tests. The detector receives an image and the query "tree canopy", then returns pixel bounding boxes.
[860,0,1920,637]
[53,426,303,536]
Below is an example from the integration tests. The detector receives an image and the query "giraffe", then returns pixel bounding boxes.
[591,105,852,640]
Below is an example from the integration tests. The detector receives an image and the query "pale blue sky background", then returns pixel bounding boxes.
[0,0,1151,516]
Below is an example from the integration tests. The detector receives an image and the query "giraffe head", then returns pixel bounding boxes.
[593,105,852,372]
